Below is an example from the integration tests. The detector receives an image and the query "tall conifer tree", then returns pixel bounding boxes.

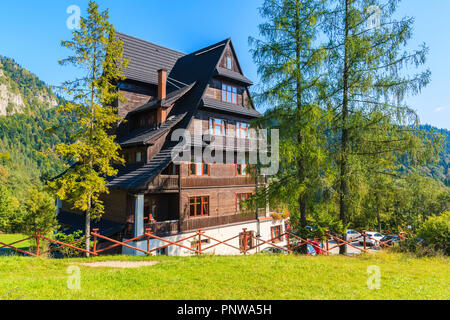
[48,1,127,255]
[322,0,440,252]
[250,0,332,242]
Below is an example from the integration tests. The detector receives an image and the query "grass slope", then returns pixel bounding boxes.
[0,253,448,300]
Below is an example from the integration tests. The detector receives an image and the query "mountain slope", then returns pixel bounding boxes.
[420,125,450,186]
[0,55,59,116]
[0,55,70,197]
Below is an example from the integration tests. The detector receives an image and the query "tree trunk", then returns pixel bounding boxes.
[339,0,351,255]
[295,0,308,255]
[376,194,382,233]
[85,196,91,257]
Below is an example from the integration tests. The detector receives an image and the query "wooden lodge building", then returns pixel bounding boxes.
[57,33,286,255]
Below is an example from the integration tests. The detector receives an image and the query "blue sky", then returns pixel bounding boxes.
[0,0,449,129]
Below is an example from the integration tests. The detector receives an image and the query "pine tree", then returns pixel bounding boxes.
[322,0,441,253]
[48,1,127,256]
[250,0,333,245]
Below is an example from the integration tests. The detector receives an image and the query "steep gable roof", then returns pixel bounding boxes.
[126,82,196,117]
[214,67,253,85]
[201,97,260,118]
[117,32,185,85]
[117,113,187,147]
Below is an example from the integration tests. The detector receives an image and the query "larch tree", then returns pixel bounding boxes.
[48,1,127,256]
[249,0,334,245]
[322,0,442,253]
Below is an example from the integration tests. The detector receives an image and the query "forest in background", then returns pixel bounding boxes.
[0,56,70,234]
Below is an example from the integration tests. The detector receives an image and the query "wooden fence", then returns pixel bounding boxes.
[0,229,407,258]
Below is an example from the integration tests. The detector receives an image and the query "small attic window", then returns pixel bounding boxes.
[226,56,232,69]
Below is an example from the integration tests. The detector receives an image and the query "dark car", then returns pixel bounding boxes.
[379,235,400,247]
[261,247,286,254]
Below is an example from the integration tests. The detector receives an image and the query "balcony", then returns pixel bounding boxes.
[148,175,179,191]
[180,212,261,232]
[144,220,179,235]
[181,176,255,188]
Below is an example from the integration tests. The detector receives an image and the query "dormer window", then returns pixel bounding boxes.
[136,152,142,163]
[222,83,237,104]
[226,56,232,69]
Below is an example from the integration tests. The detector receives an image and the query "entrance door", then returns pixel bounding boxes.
[144,195,158,221]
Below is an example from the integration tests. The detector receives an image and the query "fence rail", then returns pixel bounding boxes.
[0,228,407,258]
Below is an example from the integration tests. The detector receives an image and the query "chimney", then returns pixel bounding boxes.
[157,69,167,100]
[157,69,167,124]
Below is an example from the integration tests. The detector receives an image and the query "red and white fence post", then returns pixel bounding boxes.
[197,229,203,255]
[362,230,367,251]
[145,228,151,255]
[35,229,41,257]
[92,228,99,255]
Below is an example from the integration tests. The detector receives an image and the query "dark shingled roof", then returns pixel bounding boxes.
[214,67,253,85]
[127,82,195,116]
[107,145,179,191]
[117,32,185,85]
[118,113,187,147]
[201,97,261,118]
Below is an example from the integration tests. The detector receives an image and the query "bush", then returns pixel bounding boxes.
[54,230,88,257]
[391,211,449,257]
[417,211,449,255]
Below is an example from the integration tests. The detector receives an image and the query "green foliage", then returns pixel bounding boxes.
[20,189,57,236]
[0,184,19,233]
[418,211,450,255]
[54,230,88,257]
[417,125,450,186]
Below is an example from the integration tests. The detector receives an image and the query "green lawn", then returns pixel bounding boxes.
[0,252,448,300]
[0,234,33,249]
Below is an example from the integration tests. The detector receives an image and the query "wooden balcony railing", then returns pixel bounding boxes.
[181,176,255,188]
[148,175,179,191]
[144,220,179,235]
[196,134,268,152]
[180,213,259,232]
[127,211,268,237]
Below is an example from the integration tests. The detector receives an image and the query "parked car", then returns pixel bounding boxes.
[261,246,288,254]
[346,229,361,242]
[359,232,384,246]
[379,235,400,247]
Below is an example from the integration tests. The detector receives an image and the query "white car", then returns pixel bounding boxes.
[346,229,361,242]
[359,232,383,246]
